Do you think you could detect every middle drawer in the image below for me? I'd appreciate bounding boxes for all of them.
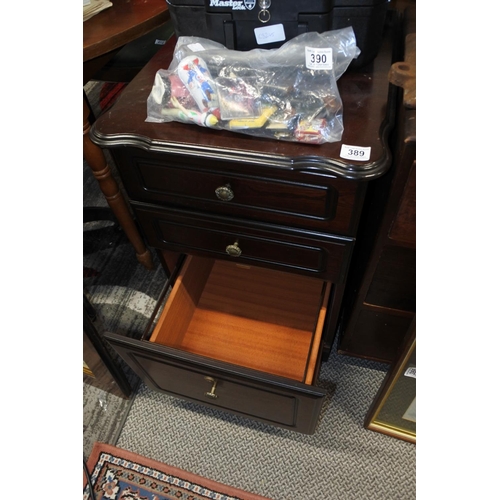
[134,204,353,282]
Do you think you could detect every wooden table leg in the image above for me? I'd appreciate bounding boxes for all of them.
[83,98,154,270]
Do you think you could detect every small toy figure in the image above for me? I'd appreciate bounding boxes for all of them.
[177,55,219,112]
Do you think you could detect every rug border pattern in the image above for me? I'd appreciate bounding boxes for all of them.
[84,442,270,500]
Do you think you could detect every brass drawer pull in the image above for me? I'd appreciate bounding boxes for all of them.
[225,241,242,257]
[215,184,234,202]
[204,376,218,399]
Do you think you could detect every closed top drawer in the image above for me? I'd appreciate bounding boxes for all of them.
[111,149,365,236]
[105,255,330,434]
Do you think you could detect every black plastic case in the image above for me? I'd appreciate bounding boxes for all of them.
[166,0,388,67]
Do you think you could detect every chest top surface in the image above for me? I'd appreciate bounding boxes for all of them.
[91,21,398,181]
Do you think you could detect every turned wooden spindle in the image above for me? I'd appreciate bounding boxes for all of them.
[83,98,154,270]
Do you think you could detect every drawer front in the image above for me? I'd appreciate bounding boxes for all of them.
[112,149,364,236]
[105,332,326,435]
[134,205,353,282]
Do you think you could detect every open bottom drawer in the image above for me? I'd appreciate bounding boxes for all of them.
[105,255,332,434]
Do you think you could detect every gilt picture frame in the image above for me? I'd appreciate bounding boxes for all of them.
[364,318,416,443]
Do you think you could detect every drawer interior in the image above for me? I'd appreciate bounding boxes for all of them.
[150,255,331,384]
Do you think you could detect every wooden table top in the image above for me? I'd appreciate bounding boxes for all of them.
[92,18,401,180]
[83,0,170,62]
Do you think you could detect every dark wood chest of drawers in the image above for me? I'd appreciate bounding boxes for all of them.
[90,20,399,434]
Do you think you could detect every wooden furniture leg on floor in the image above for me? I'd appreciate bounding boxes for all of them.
[84,294,133,398]
[83,98,154,270]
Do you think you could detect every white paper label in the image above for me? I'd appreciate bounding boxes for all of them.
[187,43,205,52]
[402,397,416,422]
[305,47,333,70]
[404,367,416,379]
[254,24,285,45]
[340,144,371,161]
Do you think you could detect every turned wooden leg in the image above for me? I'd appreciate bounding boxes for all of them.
[83,98,154,270]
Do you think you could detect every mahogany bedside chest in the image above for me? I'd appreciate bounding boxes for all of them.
[90,23,399,434]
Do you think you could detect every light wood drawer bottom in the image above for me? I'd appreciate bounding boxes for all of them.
[151,255,330,384]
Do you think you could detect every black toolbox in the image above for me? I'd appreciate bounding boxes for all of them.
[166,0,388,67]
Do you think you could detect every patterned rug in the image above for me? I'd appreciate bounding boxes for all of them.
[84,442,272,500]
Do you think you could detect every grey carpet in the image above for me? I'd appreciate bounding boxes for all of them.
[83,384,135,460]
[84,80,416,499]
[116,352,416,500]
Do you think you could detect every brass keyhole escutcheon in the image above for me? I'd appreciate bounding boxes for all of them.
[225,241,242,257]
[215,184,234,202]
[204,376,218,399]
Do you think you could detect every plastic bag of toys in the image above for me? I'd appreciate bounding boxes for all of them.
[146,27,360,144]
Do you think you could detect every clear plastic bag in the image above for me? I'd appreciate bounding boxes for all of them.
[146,27,360,144]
